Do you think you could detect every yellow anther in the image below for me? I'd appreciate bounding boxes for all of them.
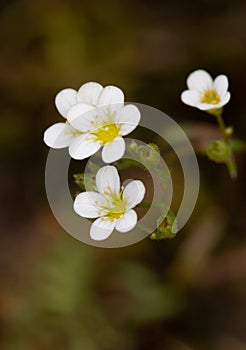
[92,123,120,144]
[201,89,220,104]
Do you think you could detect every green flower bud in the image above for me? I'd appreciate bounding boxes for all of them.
[73,173,96,191]
[150,210,177,240]
[206,140,231,163]
[136,143,160,166]
[129,140,138,150]
[225,126,233,136]
[73,173,85,190]
[148,143,160,154]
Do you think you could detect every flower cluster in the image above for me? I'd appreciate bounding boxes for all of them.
[44,70,237,242]
[44,82,145,240]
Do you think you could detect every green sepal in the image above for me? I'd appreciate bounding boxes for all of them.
[206,107,223,117]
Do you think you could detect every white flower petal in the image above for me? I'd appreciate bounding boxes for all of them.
[74,191,107,218]
[123,180,145,209]
[90,217,116,241]
[55,88,77,118]
[69,133,101,160]
[96,165,120,195]
[117,104,141,135]
[102,137,125,163]
[181,90,200,107]
[115,209,137,233]
[77,82,103,105]
[97,85,124,108]
[219,91,231,107]
[43,122,77,148]
[213,75,229,98]
[67,103,96,132]
[187,69,213,92]
[195,103,214,110]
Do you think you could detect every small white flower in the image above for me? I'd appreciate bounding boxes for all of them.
[43,82,103,149]
[43,82,140,163]
[74,165,145,241]
[181,69,231,111]
[67,88,140,163]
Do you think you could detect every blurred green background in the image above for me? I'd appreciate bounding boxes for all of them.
[1,0,246,349]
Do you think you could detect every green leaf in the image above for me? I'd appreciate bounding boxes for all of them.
[230,139,246,153]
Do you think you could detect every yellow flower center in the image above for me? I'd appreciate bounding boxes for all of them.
[107,198,126,219]
[100,190,127,220]
[92,123,120,144]
[201,89,220,104]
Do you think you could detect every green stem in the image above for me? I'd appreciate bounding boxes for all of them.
[214,110,237,179]
[215,112,227,139]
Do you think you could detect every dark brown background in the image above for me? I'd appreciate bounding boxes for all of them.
[0,0,246,349]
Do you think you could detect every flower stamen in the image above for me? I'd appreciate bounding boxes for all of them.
[64,128,83,137]
[92,122,120,144]
[201,89,221,105]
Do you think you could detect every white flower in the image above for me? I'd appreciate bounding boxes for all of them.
[67,89,140,163]
[43,82,104,149]
[74,165,145,241]
[43,82,140,163]
[181,69,231,111]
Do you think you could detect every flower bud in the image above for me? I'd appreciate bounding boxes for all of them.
[206,140,231,163]
[73,173,85,190]
[73,173,96,191]
[148,143,160,154]
[129,140,138,150]
[150,210,177,240]
[225,126,233,136]
[136,143,160,166]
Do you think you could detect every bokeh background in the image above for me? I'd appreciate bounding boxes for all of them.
[1,0,246,349]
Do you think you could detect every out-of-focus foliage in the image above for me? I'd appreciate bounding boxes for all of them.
[1,234,184,349]
[1,0,246,349]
